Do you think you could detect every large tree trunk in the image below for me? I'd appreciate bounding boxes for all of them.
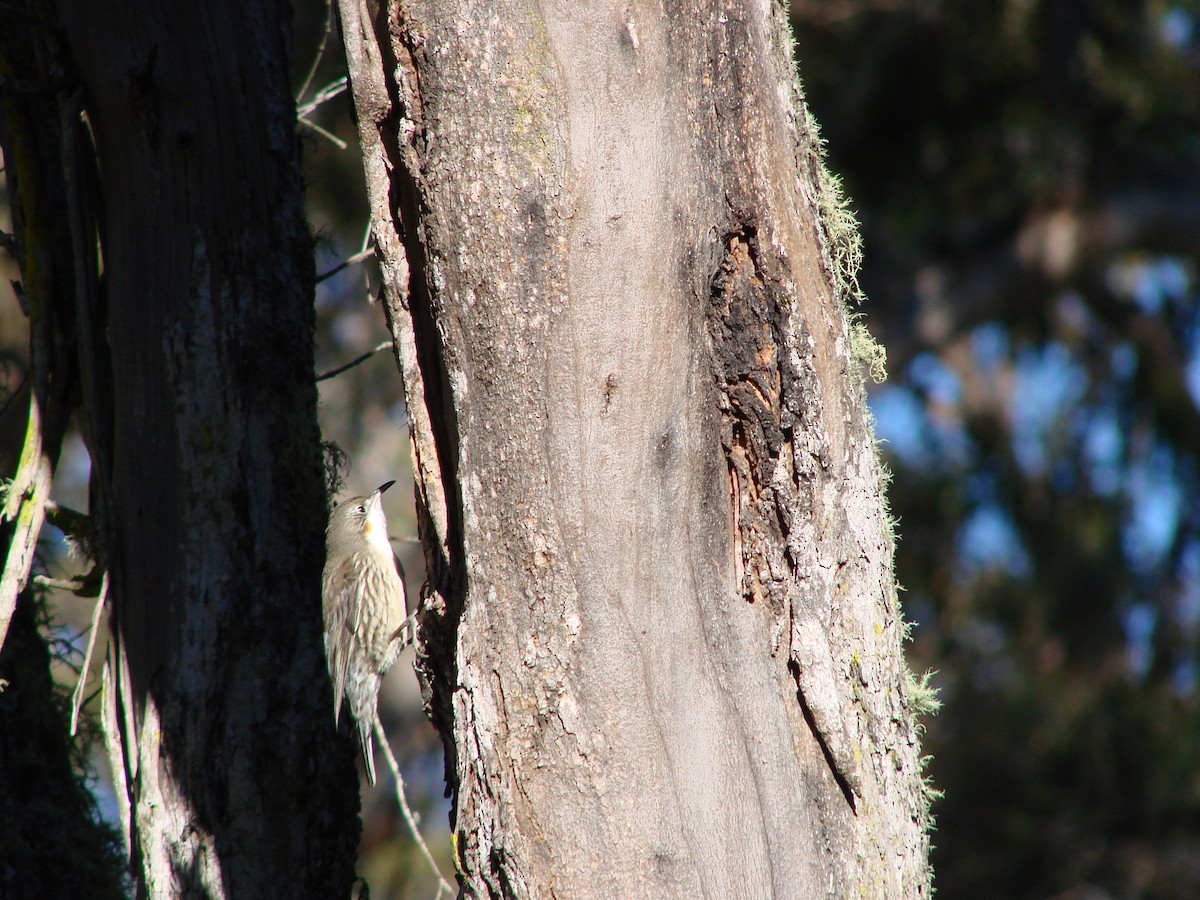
[339,0,930,896]
[2,1,359,895]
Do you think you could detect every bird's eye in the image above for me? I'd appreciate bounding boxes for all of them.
[357,505,366,514]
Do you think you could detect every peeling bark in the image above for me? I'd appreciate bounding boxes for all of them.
[339,0,930,896]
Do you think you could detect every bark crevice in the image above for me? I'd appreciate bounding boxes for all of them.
[337,1,932,896]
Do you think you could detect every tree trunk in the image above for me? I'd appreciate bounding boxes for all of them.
[339,0,930,896]
[2,1,359,895]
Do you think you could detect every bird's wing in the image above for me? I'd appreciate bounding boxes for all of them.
[323,556,364,726]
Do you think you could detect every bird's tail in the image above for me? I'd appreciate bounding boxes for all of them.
[359,716,377,786]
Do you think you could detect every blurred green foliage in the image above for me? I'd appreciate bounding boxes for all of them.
[793,1,1200,896]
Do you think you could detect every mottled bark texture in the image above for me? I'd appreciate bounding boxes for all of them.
[1,1,358,895]
[339,0,930,896]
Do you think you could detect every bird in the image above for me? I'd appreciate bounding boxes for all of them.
[322,480,413,785]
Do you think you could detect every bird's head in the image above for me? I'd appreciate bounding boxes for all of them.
[328,480,396,557]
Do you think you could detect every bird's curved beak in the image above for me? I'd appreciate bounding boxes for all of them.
[375,480,397,496]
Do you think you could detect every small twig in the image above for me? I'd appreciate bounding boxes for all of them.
[316,340,392,382]
[295,0,335,105]
[32,574,86,592]
[353,220,378,305]
[373,714,455,898]
[317,245,376,284]
[298,76,349,118]
[70,571,108,736]
[298,115,348,150]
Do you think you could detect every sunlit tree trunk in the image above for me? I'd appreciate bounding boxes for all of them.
[339,0,931,896]
[1,0,359,895]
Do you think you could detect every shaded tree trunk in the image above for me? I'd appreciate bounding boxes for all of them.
[340,0,931,897]
[1,0,359,895]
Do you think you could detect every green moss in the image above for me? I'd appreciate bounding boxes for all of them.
[850,317,888,384]
[906,668,942,719]
[905,669,944,837]
[818,167,866,307]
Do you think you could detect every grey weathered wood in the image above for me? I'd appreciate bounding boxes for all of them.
[11,1,364,895]
[339,0,931,896]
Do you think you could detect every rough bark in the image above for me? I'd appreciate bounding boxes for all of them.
[339,0,930,896]
[2,0,360,895]
[0,21,124,893]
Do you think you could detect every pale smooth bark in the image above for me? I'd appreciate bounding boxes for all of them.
[340,0,931,896]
